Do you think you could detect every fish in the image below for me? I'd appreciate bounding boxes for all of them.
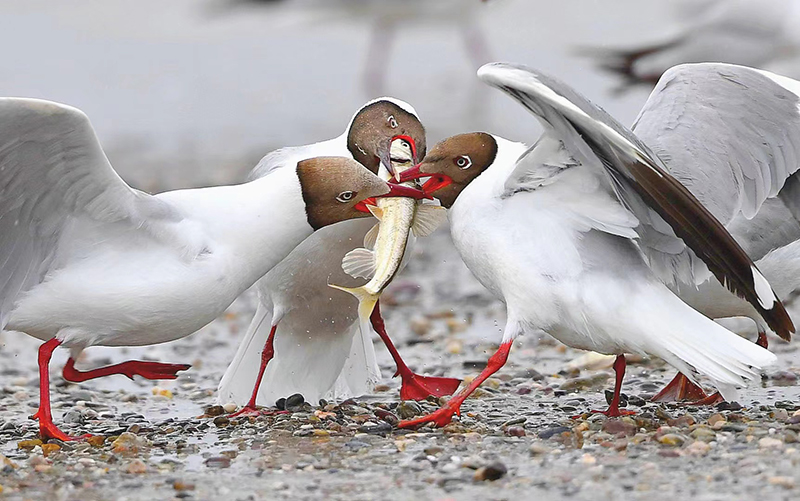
[330,137,447,335]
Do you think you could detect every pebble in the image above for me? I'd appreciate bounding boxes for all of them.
[285,393,305,412]
[602,419,637,437]
[112,432,147,454]
[17,439,43,450]
[504,426,526,437]
[151,387,173,399]
[204,405,225,417]
[759,437,784,449]
[40,443,60,457]
[707,414,726,427]
[123,459,148,474]
[768,476,795,489]
[657,434,686,447]
[473,462,507,481]
[213,416,230,428]
[222,403,238,413]
[685,441,710,456]
[396,401,423,419]
[205,457,232,469]
[529,443,550,456]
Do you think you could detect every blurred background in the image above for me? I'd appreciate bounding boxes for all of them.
[4,0,800,395]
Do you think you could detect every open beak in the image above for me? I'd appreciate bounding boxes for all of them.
[398,164,453,196]
[354,182,429,213]
[383,182,428,199]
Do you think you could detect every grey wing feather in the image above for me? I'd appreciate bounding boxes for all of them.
[0,98,186,327]
[633,63,800,223]
[478,62,793,340]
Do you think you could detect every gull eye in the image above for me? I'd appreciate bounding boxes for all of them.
[387,115,398,128]
[336,191,356,203]
[454,155,472,169]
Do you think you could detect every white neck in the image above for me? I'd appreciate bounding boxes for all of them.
[160,167,314,287]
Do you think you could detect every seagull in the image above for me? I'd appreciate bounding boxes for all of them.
[626,65,800,401]
[585,0,800,90]
[0,97,423,440]
[218,98,460,414]
[396,62,795,427]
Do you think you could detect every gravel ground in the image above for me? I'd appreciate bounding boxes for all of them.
[3,226,800,501]
[4,1,800,500]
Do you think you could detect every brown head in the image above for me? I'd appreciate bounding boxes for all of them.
[399,133,498,208]
[347,99,427,178]
[296,156,425,230]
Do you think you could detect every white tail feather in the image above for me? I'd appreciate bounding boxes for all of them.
[644,294,777,401]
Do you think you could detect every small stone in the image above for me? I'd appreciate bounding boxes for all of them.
[122,459,147,474]
[759,437,784,449]
[0,455,17,469]
[690,427,717,441]
[474,462,507,481]
[174,481,195,491]
[396,401,423,419]
[151,387,173,399]
[374,408,399,426]
[205,456,232,469]
[41,443,60,457]
[685,441,710,456]
[312,430,330,437]
[602,419,636,436]
[409,316,431,336]
[112,432,146,454]
[657,434,686,447]
[222,403,237,414]
[87,436,106,447]
[213,416,230,428]
[580,454,596,465]
[446,339,463,354]
[768,476,795,489]
[504,426,526,437]
[285,393,305,411]
[707,414,726,427]
[529,443,550,456]
[17,439,43,450]
[204,405,225,417]
[28,455,48,467]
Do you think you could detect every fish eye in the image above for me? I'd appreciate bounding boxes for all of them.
[387,115,398,128]
[454,155,472,169]
[336,191,356,203]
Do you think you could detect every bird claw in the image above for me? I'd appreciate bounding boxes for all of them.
[32,411,92,442]
[590,408,637,418]
[398,404,460,429]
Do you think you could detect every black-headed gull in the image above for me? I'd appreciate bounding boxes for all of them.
[397,62,794,427]
[0,98,424,440]
[218,98,459,415]
[587,0,800,90]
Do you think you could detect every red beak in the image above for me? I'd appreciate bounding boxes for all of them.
[354,182,429,213]
[398,164,453,196]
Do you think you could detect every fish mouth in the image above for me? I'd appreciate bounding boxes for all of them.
[382,135,418,181]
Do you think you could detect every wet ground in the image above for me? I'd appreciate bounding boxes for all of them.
[4,1,800,500]
[3,225,800,501]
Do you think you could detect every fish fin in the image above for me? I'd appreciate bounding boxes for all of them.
[363,223,379,248]
[411,204,448,237]
[328,284,380,341]
[342,248,377,279]
[367,205,384,221]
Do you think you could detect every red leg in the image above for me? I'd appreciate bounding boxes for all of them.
[31,339,91,441]
[399,341,512,428]
[63,358,190,382]
[651,372,710,402]
[756,329,769,349]
[371,301,461,400]
[229,324,283,418]
[591,355,636,417]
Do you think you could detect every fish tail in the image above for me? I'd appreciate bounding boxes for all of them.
[328,284,380,337]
